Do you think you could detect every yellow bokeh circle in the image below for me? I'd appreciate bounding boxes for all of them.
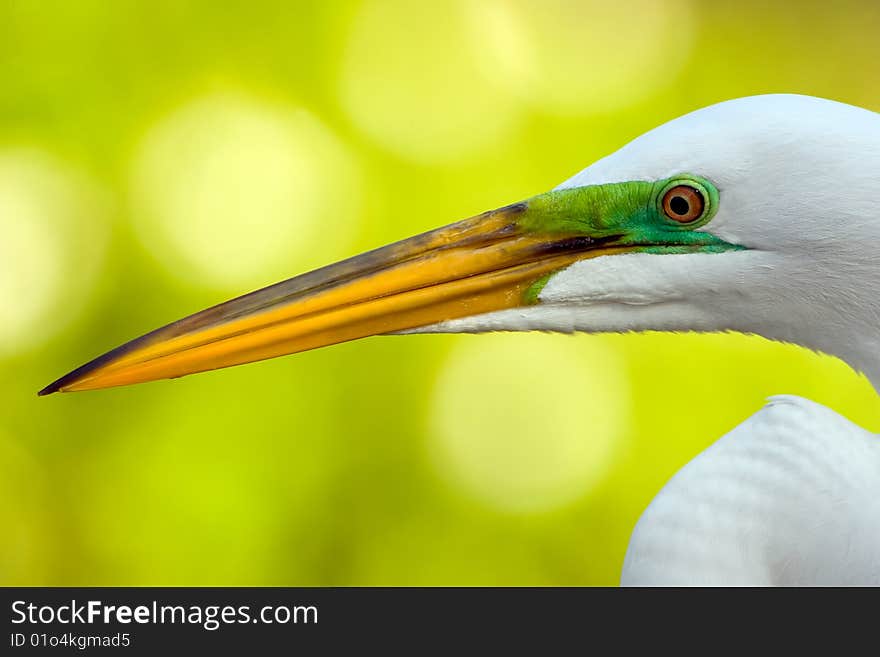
[338,0,521,163]
[430,333,630,513]
[468,0,697,116]
[0,149,109,355]
[131,92,362,289]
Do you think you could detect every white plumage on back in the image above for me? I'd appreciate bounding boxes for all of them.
[622,396,880,585]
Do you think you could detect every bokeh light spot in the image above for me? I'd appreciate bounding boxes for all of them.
[338,0,520,163]
[131,92,361,289]
[0,150,108,355]
[468,0,697,116]
[430,333,630,513]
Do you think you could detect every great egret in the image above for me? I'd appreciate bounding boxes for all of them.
[41,94,880,586]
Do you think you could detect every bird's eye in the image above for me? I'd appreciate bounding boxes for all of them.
[661,185,705,223]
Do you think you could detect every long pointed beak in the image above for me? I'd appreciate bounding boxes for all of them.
[40,200,624,394]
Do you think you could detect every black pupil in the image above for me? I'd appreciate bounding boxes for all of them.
[669,195,690,216]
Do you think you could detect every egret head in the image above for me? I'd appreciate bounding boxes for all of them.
[41,94,880,395]
[430,95,880,379]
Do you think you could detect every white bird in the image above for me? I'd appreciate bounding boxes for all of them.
[42,94,880,586]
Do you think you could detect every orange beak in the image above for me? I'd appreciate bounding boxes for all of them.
[40,201,621,394]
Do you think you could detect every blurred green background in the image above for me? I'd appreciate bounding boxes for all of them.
[2,0,880,585]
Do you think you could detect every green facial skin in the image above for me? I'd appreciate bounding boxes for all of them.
[516,174,742,303]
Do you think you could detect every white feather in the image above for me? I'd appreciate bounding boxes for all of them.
[621,395,880,586]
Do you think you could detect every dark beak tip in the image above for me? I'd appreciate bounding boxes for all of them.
[38,382,61,396]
